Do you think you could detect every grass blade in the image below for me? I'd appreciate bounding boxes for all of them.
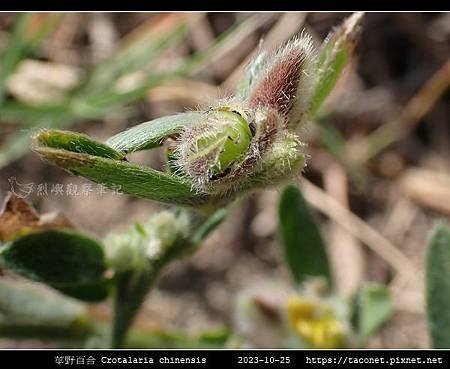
[0,14,61,102]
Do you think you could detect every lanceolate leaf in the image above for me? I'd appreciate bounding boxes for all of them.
[310,12,364,116]
[36,129,125,159]
[33,146,207,206]
[106,112,202,154]
[192,208,229,244]
[278,185,332,287]
[351,283,393,340]
[0,230,106,287]
[426,223,450,348]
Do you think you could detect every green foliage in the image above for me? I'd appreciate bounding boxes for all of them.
[0,230,109,301]
[0,13,386,350]
[278,185,332,288]
[75,20,188,102]
[277,185,393,348]
[426,222,450,348]
[309,13,367,181]
[106,208,226,347]
[36,129,125,159]
[32,15,364,207]
[34,142,205,206]
[106,112,202,154]
[310,12,364,116]
[0,14,61,102]
[0,14,248,169]
[192,208,229,243]
[351,283,393,340]
[0,279,92,340]
[57,279,111,303]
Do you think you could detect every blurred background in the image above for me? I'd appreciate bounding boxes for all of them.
[0,12,449,348]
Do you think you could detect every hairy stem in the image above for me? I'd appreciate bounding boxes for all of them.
[111,264,163,348]
[109,207,229,348]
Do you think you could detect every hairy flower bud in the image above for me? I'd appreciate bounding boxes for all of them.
[176,103,279,193]
[241,131,305,191]
[174,99,308,197]
[103,211,191,272]
[173,35,317,198]
[143,210,191,260]
[246,34,317,128]
[103,226,148,272]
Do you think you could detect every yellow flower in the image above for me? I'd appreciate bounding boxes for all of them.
[287,295,345,348]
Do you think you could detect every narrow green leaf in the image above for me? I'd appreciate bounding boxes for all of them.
[192,208,229,243]
[278,185,332,287]
[310,12,364,116]
[33,146,207,206]
[0,18,192,168]
[106,112,202,154]
[0,229,106,287]
[426,222,450,348]
[351,283,393,340]
[0,14,61,102]
[0,101,69,124]
[76,19,189,97]
[36,129,125,159]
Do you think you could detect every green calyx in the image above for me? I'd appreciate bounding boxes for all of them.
[195,110,252,176]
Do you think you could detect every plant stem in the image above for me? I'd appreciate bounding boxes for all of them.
[111,265,163,348]
[110,208,229,348]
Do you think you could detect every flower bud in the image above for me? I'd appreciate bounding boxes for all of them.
[175,101,307,197]
[195,110,252,176]
[143,210,190,260]
[174,36,316,197]
[246,34,317,128]
[103,227,147,272]
[176,103,272,194]
[240,131,305,191]
[103,211,191,271]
